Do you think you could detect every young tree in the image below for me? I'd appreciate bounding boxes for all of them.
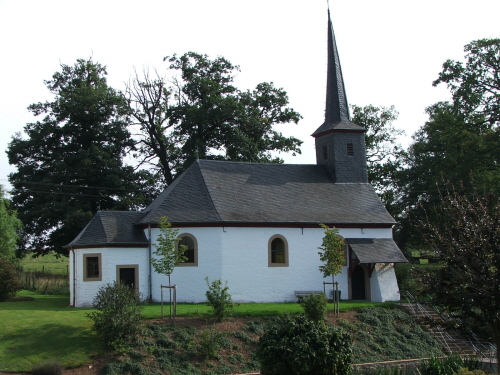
[7,58,151,256]
[150,217,187,290]
[420,185,500,365]
[318,224,345,287]
[127,52,303,183]
[0,186,22,260]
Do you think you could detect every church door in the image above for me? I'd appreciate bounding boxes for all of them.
[119,267,136,289]
[351,265,366,300]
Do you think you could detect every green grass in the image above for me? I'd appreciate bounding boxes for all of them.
[142,300,397,319]
[0,290,98,372]
[0,290,398,372]
[20,252,69,275]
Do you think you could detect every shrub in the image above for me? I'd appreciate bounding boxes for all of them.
[198,325,225,359]
[205,277,234,321]
[86,282,144,349]
[0,257,22,301]
[420,356,480,375]
[300,292,328,322]
[256,314,352,375]
[31,360,63,375]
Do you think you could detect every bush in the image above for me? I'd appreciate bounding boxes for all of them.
[300,292,328,322]
[199,325,226,359]
[86,282,144,349]
[31,360,63,375]
[256,314,352,375]
[0,257,22,301]
[420,356,480,375]
[205,277,234,322]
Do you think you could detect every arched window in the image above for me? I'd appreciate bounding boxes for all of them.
[268,235,289,267]
[177,234,198,267]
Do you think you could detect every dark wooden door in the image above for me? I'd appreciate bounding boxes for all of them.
[351,265,366,300]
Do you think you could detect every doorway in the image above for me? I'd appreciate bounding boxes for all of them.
[351,265,366,300]
[117,265,138,290]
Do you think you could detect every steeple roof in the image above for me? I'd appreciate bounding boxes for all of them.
[312,9,365,136]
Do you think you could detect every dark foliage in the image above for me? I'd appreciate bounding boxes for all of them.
[7,58,154,256]
[0,257,22,301]
[256,314,352,375]
[87,282,144,349]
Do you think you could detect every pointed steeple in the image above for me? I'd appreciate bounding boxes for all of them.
[312,9,365,136]
[313,8,368,183]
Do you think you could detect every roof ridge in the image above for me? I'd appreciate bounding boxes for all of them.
[197,161,223,222]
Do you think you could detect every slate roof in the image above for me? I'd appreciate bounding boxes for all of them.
[312,9,365,137]
[139,159,395,226]
[346,238,407,263]
[67,211,149,248]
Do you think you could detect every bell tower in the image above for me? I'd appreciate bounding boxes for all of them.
[312,9,368,183]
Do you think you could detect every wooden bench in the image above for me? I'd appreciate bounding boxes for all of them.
[294,290,323,303]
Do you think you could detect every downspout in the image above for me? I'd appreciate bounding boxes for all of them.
[71,248,76,307]
[148,224,152,302]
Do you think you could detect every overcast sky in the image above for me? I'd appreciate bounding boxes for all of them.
[1,0,499,191]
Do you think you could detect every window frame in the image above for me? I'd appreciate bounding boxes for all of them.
[268,235,289,267]
[177,233,198,267]
[83,253,102,282]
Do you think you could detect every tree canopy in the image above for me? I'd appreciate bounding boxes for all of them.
[7,58,151,256]
[127,52,303,184]
[394,38,500,249]
[420,185,500,365]
[350,104,405,218]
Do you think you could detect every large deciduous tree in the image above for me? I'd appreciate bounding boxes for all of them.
[420,185,500,365]
[396,39,500,249]
[7,58,151,256]
[127,52,303,184]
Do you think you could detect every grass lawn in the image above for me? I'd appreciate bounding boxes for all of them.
[142,300,396,319]
[0,290,397,372]
[20,251,69,275]
[0,290,98,373]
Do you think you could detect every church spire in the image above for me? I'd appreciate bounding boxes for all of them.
[313,8,368,183]
[312,9,364,136]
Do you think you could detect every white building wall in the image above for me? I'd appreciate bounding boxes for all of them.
[71,247,149,307]
[369,263,401,302]
[70,226,401,306]
[149,226,395,303]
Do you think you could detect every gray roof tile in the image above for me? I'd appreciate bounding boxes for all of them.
[67,211,148,248]
[139,160,395,225]
[347,238,407,263]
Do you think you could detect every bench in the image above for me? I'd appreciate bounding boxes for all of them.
[294,290,323,303]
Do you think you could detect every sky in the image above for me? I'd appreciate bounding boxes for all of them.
[1,0,499,192]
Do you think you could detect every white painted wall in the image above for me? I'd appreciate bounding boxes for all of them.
[70,226,401,306]
[70,247,149,307]
[370,263,401,302]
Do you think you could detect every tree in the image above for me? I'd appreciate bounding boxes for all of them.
[0,186,22,260]
[150,216,187,289]
[419,185,500,365]
[7,58,152,256]
[127,52,303,184]
[318,224,345,284]
[433,38,500,128]
[351,104,405,218]
[0,257,22,301]
[395,39,500,249]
